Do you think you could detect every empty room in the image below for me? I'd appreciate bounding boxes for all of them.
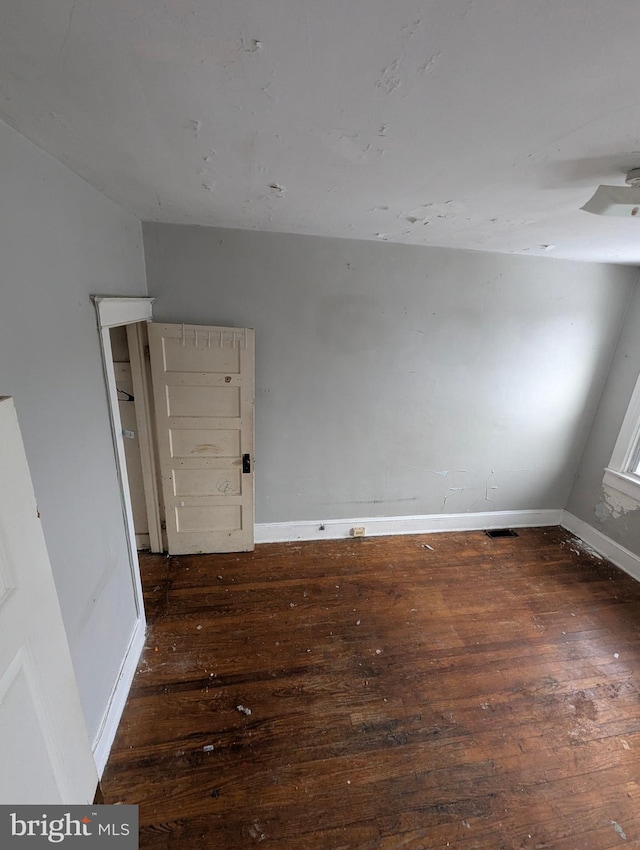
[1,2,640,848]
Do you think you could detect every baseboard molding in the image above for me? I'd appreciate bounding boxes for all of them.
[561,511,640,582]
[92,615,146,777]
[256,509,563,544]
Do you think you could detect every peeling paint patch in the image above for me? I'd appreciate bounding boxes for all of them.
[400,19,423,40]
[406,200,460,224]
[376,59,402,93]
[242,38,263,53]
[269,183,286,196]
[594,501,609,523]
[404,212,430,226]
[418,52,441,74]
[324,130,383,164]
[375,20,423,93]
[598,485,639,521]
[187,119,201,138]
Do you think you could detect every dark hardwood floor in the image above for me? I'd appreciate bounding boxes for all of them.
[101,527,640,849]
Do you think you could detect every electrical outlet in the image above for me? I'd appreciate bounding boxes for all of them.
[351,526,366,537]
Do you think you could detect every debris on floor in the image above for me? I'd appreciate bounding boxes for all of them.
[236,704,252,716]
[611,821,627,840]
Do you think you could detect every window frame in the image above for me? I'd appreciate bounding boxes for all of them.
[603,371,640,501]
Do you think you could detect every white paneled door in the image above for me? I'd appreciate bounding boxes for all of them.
[148,323,255,554]
[0,397,97,803]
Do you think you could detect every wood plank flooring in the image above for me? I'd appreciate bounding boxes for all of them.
[101,528,640,848]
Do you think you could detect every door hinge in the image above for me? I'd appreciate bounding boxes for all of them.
[160,520,167,531]
[144,344,150,359]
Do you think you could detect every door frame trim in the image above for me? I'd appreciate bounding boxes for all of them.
[92,296,155,619]
[126,323,163,553]
[93,296,155,329]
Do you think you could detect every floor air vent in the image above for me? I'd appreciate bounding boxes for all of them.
[485,528,519,538]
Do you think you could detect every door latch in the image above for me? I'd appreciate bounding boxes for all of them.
[242,453,251,474]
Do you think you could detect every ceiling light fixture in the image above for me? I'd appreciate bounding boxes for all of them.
[581,169,640,217]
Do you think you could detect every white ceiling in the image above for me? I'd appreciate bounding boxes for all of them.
[3,0,640,263]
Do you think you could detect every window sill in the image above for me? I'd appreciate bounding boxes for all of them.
[603,468,640,504]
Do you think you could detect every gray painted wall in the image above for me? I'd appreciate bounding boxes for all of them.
[0,120,147,742]
[567,281,640,556]
[143,223,635,525]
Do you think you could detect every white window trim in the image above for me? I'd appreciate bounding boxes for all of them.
[603,370,640,502]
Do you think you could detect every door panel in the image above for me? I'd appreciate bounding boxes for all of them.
[0,397,97,803]
[170,429,240,458]
[163,340,241,373]
[148,324,255,554]
[166,384,241,418]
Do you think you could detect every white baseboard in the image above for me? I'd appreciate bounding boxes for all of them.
[256,508,563,544]
[561,511,640,582]
[92,615,146,777]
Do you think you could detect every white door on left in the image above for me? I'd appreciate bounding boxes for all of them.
[148,323,255,555]
[0,397,97,803]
